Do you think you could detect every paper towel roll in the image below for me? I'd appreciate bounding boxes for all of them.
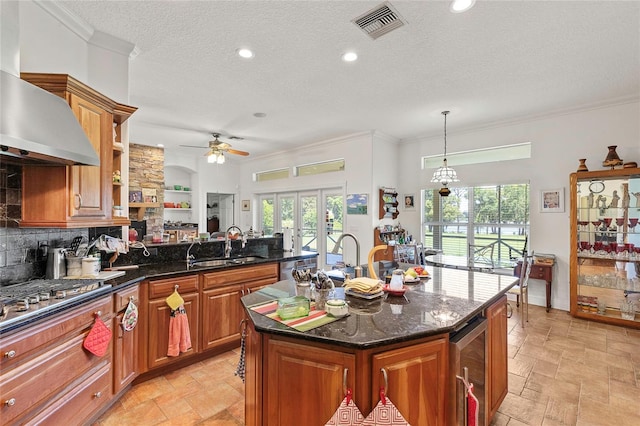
[283,228,293,252]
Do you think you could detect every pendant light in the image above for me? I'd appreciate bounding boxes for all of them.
[430,110,459,197]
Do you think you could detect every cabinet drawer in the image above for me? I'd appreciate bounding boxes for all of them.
[0,296,112,371]
[202,263,278,289]
[530,266,551,280]
[0,333,111,425]
[148,275,199,299]
[26,363,112,425]
[114,285,139,312]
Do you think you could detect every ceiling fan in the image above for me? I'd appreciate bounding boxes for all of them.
[181,133,249,164]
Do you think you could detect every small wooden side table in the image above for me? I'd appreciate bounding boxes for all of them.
[516,261,553,312]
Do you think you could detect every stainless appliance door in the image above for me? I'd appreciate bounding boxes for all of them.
[450,317,488,426]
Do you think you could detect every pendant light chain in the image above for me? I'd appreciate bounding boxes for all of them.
[443,110,448,159]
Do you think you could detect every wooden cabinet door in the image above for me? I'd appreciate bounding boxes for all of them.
[201,284,244,351]
[147,293,199,369]
[244,320,262,426]
[112,299,139,395]
[265,339,356,426]
[486,295,508,421]
[68,93,111,219]
[371,338,448,426]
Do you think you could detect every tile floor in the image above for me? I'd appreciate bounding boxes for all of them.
[95,304,640,426]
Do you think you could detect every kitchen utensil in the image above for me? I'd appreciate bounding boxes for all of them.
[70,236,83,253]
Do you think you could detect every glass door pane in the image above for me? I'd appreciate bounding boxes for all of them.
[299,194,318,253]
[260,196,275,236]
[278,194,295,231]
[325,192,343,267]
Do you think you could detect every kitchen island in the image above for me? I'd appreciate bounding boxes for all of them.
[241,266,518,426]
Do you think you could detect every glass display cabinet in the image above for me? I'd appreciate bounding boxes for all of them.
[570,167,640,327]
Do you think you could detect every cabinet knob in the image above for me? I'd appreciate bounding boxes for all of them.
[4,350,16,358]
[93,391,102,399]
[5,398,15,406]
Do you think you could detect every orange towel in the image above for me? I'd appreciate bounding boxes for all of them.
[167,305,192,357]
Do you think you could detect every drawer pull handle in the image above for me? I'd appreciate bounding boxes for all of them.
[94,391,102,399]
[5,398,15,406]
[4,350,16,358]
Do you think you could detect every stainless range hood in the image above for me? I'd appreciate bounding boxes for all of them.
[0,70,100,166]
[0,1,99,166]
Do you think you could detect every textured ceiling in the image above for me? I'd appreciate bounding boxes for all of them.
[55,0,640,160]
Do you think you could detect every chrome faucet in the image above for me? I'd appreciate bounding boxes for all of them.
[225,225,244,258]
[186,240,201,264]
[331,233,362,278]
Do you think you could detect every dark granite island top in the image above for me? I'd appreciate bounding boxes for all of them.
[241,264,518,349]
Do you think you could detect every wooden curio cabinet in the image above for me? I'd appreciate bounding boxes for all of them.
[570,167,640,328]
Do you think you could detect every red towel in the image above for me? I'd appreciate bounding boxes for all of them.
[167,305,192,357]
[467,383,479,426]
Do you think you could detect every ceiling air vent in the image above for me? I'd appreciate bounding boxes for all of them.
[352,2,406,40]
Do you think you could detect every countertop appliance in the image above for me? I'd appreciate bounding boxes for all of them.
[0,279,110,331]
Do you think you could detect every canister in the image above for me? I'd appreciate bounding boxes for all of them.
[81,257,101,277]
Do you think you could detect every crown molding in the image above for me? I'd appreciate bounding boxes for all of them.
[34,1,139,59]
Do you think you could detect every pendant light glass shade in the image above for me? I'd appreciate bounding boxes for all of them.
[431,110,459,196]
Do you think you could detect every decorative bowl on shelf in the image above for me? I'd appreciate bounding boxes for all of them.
[164,202,174,208]
[173,185,182,190]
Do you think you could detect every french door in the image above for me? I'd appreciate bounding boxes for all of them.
[259,189,343,269]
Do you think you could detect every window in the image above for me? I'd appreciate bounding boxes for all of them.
[294,159,345,176]
[254,168,289,182]
[423,184,529,267]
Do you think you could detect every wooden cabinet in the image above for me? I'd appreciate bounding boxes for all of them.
[485,295,508,422]
[19,73,136,228]
[0,296,113,425]
[254,334,448,426]
[371,338,448,426]
[201,264,278,352]
[112,285,140,395]
[570,167,640,328]
[379,188,399,219]
[264,339,356,426]
[142,275,200,370]
[372,228,406,261]
[140,263,278,373]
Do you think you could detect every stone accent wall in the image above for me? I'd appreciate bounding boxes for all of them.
[129,143,164,229]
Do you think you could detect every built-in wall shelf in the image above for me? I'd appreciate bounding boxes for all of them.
[129,202,159,220]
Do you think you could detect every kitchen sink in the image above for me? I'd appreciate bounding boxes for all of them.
[190,259,230,268]
[189,256,265,268]
[228,256,264,264]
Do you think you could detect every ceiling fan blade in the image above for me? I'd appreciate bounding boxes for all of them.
[180,144,209,149]
[227,148,250,156]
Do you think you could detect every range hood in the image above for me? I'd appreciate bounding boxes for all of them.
[0,70,100,166]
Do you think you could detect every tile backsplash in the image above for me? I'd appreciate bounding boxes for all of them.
[0,163,91,284]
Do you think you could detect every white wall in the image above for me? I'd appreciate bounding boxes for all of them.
[397,101,640,311]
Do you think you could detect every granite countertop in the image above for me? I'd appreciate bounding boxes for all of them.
[0,251,318,334]
[106,250,318,288]
[241,264,518,349]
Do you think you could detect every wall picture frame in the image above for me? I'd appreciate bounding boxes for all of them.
[241,200,250,211]
[346,193,368,215]
[540,188,564,213]
[403,194,415,210]
[129,190,143,203]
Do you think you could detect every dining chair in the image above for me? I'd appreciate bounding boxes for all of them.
[507,251,533,327]
[468,241,498,271]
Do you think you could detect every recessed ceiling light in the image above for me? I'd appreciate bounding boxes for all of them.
[157,143,164,148]
[450,0,476,13]
[253,112,267,118]
[342,52,358,62]
[237,48,254,59]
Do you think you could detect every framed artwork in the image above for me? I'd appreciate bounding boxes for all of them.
[404,194,415,210]
[540,188,564,213]
[129,190,143,203]
[346,193,368,215]
[241,200,251,211]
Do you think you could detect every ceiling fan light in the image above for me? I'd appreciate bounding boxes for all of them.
[217,152,225,164]
[207,152,217,163]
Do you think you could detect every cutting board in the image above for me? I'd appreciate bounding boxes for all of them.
[64,270,126,280]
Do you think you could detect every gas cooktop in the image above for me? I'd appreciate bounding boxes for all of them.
[0,279,111,332]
